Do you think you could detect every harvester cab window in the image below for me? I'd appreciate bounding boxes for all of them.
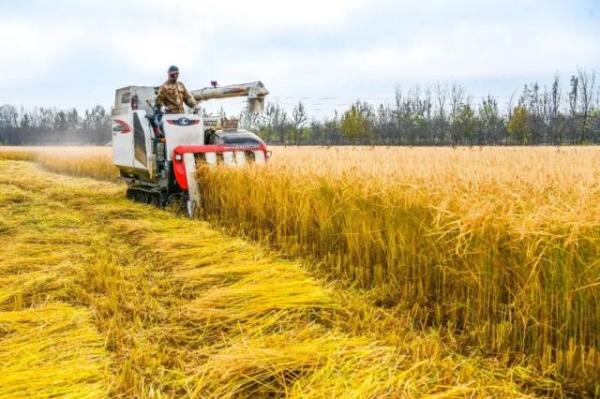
[121,93,131,104]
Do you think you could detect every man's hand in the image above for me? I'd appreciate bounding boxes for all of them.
[159,105,167,114]
[192,106,200,115]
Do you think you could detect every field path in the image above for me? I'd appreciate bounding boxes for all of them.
[0,161,543,398]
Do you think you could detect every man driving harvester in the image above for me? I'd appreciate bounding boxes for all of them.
[155,65,197,114]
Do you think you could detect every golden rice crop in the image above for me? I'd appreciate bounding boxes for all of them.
[0,304,109,399]
[196,146,600,396]
[0,160,550,398]
[2,144,599,396]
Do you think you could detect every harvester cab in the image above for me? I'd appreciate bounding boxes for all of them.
[111,81,270,216]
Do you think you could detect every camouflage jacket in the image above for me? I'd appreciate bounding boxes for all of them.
[155,81,197,114]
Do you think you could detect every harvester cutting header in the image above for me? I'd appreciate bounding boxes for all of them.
[111,66,270,216]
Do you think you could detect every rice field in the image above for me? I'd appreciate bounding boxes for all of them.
[0,145,599,397]
[199,146,600,396]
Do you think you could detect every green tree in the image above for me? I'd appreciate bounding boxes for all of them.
[452,103,477,145]
[507,105,531,144]
[479,96,505,144]
[341,101,373,142]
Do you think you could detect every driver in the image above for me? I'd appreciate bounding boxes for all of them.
[155,65,197,114]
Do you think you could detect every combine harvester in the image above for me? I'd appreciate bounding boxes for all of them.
[111,81,270,216]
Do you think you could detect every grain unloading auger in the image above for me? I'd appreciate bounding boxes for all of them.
[111,81,270,216]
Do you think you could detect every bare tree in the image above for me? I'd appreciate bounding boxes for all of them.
[569,75,579,144]
[433,83,449,143]
[291,102,308,144]
[578,68,596,142]
[259,102,288,144]
[550,76,562,144]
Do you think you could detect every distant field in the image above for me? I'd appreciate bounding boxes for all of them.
[0,146,115,179]
[1,145,599,397]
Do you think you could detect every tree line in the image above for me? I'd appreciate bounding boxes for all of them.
[0,105,111,145]
[1,68,599,146]
[244,68,600,145]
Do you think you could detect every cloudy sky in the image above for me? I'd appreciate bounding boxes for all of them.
[1,0,599,117]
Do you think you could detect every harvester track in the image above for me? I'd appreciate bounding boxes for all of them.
[126,185,165,207]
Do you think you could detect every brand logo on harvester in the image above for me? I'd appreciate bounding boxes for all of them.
[178,117,192,126]
[112,119,132,134]
[167,117,200,127]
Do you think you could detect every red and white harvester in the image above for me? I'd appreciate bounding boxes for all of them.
[111,81,270,216]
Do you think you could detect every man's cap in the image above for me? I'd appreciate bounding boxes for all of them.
[168,65,179,74]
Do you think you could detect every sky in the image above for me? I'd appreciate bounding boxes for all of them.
[0,0,599,118]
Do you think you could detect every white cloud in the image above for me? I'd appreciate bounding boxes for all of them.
[209,18,597,83]
[97,28,204,75]
[84,0,372,77]
[345,20,598,80]
[0,21,79,85]
[0,0,598,113]
[138,0,370,31]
